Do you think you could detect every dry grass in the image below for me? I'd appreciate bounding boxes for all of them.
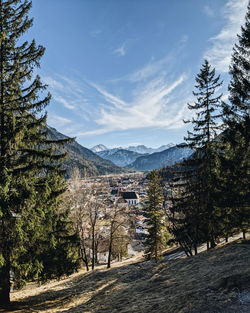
[2,240,250,313]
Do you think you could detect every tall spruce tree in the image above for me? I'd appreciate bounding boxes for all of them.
[172,60,224,250]
[168,162,204,256]
[143,171,167,261]
[0,0,78,306]
[221,4,250,239]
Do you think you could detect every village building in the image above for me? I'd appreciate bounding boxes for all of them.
[122,191,140,205]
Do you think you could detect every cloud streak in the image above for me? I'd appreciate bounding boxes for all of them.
[203,5,214,18]
[205,0,248,72]
[47,114,72,128]
[113,43,127,56]
[76,73,189,137]
[44,34,193,139]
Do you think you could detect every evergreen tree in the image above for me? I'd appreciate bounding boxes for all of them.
[168,162,204,256]
[221,4,250,239]
[0,0,78,306]
[144,171,167,261]
[171,60,224,251]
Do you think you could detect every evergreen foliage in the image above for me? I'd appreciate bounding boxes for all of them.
[169,60,224,254]
[221,4,250,238]
[168,163,203,256]
[0,0,79,306]
[144,171,167,261]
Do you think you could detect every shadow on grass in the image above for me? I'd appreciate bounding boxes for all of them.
[3,240,250,313]
[7,260,160,313]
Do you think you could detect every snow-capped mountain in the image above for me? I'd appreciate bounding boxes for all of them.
[91,144,108,153]
[97,149,144,167]
[91,143,175,155]
[126,145,152,154]
[126,144,175,154]
[92,143,189,170]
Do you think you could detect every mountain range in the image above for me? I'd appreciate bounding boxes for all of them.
[91,143,193,171]
[128,145,193,171]
[45,129,192,176]
[97,149,144,167]
[47,127,124,177]
[91,143,175,154]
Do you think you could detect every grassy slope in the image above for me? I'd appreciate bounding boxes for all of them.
[5,240,250,313]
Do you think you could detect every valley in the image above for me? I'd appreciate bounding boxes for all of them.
[0,0,249,311]
[91,143,192,171]
[48,126,193,175]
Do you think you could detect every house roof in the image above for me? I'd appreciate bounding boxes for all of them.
[122,192,138,200]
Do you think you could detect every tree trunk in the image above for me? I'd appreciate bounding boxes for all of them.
[194,244,198,255]
[242,229,246,240]
[95,240,99,265]
[80,244,89,272]
[107,233,113,269]
[0,264,11,307]
[91,228,95,270]
[210,237,216,248]
[155,246,158,261]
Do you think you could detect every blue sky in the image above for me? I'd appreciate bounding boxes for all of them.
[26,0,248,148]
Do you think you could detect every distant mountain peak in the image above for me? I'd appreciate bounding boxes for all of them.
[46,129,123,177]
[127,145,193,171]
[93,143,181,168]
[125,144,175,154]
[91,144,108,153]
[91,143,177,155]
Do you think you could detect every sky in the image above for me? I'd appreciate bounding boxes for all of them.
[25,0,248,149]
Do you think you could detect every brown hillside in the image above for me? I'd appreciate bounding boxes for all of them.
[3,240,250,313]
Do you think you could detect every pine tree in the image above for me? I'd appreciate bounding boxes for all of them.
[173,60,224,250]
[168,162,204,256]
[0,0,78,306]
[221,4,250,239]
[144,171,167,261]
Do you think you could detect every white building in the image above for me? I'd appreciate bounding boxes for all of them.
[122,191,140,205]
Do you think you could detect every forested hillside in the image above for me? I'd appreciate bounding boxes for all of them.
[47,127,125,177]
[128,146,193,171]
[9,240,250,313]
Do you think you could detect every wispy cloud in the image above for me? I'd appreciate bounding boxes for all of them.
[43,74,93,119]
[125,36,188,83]
[203,5,215,18]
[113,42,127,56]
[205,0,248,72]
[53,95,75,110]
[47,114,72,128]
[90,29,103,37]
[44,33,193,138]
[88,81,127,109]
[76,74,190,137]
[43,76,64,90]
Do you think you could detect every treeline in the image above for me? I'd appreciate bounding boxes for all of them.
[147,5,249,258]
